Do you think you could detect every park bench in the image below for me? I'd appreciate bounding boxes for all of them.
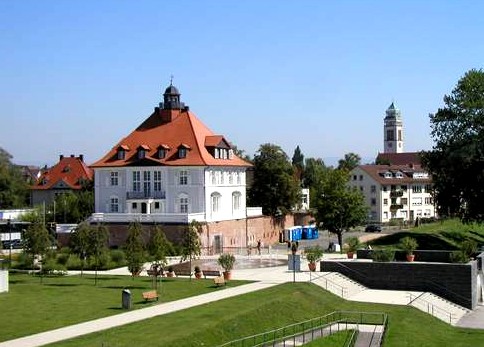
[202,269,222,278]
[142,290,159,302]
[175,270,193,277]
[213,275,226,286]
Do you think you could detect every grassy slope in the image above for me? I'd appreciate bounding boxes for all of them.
[0,273,249,342]
[371,219,484,250]
[49,283,484,347]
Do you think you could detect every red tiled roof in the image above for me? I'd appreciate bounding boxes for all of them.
[375,152,421,165]
[91,108,251,168]
[357,164,432,185]
[32,155,93,190]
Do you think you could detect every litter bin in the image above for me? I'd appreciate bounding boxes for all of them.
[122,289,132,309]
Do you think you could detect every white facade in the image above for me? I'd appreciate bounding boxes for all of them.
[349,166,436,223]
[93,166,250,223]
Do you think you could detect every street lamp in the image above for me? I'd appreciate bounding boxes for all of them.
[7,219,12,266]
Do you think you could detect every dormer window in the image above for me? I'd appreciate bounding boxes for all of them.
[62,165,71,173]
[178,144,191,159]
[395,172,403,178]
[117,145,129,160]
[137,145,150,160]
[384,172,392,178]
[156,144,170,159]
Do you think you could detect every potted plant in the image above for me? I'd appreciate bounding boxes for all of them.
[217,253,236,280]
[194,265,202,279]
[305,245,323,271]
[400,236,418,262]
[167,265,175,277]
[345,237,360,259]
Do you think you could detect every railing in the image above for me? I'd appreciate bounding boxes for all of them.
[408,292,458,324]
[88,212,206,224]
[310,272,349,298]
[126,191,166,199]
[218,311,387,347]
[424,279,471,309]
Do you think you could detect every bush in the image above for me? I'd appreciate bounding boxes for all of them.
[41,259,67,276]
[66,254,83,269]
[57,253,70,266]
[400,237,418,255]
[372,249,395,262]
[110,249,126,266]
[218,253,236,272]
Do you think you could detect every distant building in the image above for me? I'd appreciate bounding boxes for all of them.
[31,154,93,206]
[350,103,436,223]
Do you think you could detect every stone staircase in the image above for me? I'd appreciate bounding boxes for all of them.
[312,272,367,298]
[408,292,470,325]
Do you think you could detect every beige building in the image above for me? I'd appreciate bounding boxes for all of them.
[349,103,436,224]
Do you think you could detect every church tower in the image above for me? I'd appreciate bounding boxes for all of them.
[383,102,404,153]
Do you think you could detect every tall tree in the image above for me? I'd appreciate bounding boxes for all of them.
[292,145,305,183]
[313,169,368,251]
[422,69,484,223]
[337,152,361,172]
[53,190,94,224]
[0,147,29,208]
[124,222,146,277]
[248,143,300,216]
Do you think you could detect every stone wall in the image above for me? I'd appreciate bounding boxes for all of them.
[321,260,477,309]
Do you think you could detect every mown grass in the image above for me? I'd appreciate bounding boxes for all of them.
[47,282,484,347]
[0,273,250,342]
[371,219,484,250]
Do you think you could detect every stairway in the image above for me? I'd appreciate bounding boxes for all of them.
[409,292,470,325]
[312,272,367,298]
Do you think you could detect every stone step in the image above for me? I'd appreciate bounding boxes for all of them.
[409,292,470,325]
[312,272,366,298]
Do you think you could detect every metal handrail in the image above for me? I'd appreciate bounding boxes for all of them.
[407,292,457,324]
[311,273,349,298]
[217,311,388,347]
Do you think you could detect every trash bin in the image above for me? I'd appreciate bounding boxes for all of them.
[122,289,132,309]
[288,254,300,271]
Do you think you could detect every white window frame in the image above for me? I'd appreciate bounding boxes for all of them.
[154,171,162,191]
[110,196,119,213]
[232,191,241,211]
[179,194,189,213]
[110,171,119,186]
[133,171,141,192]
[211,192,221,213]
[179,170,189,185]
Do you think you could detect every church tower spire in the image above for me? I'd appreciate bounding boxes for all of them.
[383,102,404,153]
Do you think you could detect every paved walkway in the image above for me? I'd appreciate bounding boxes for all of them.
[2,253,484,347]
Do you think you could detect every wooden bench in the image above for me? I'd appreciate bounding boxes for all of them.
[142,290,159,302]
[202,270,222,278]
[213,275,226,286]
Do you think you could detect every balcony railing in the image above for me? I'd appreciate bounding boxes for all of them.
[390,204,404,211]
[126,191,166,199]
[390,190,404,198]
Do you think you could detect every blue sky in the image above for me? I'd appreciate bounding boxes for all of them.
[1,1,482,167]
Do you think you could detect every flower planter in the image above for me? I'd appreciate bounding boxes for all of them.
[195,272,202,279]
[308,262,317,272]
[406,254,415,262]
[223,271,232,280]
[347,252,354,259]
[167,271,175,277]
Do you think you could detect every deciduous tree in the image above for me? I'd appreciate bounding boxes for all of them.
[0,147,29,208]
[313,169,368,251]
[248,143,300,216]
[337,152,361,172]
[125,222,146,277]
[422,69,484,223]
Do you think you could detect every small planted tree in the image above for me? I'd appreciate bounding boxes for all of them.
[400,237,418,262]
[89,224,109,285]
[125,221,146,277]
[180,220,202,280]
[23,221,52,281]
[305,245,323,271]
[70,222,92,276]
[218,253,236,280]
[345,237,360,259]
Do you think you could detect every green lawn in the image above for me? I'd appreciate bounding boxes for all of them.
[46,282,484,347]
[0,273,249,342]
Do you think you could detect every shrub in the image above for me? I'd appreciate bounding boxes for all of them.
[110,249,126,266]
[41,259,67,276]
[57,253,70,266]
[218,253,236,272]
[305,246,324,263]
[372,249,395,262]
[400,237,418,255]
[345,237,360,253]
[66,254,83,269]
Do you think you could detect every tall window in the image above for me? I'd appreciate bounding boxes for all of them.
[133,171,141,192]
[386,129,394,141]
[236,172,241,184]
[211,192,221,213]
[143,171,151,195]
[412,185,422,193]
[179,194,189,213]
[370,185,376,193]
[211,171,216,185]
[154,171,162,191]
[232,192,241,211]
[110,172,118,186]
[110,197,119,212]
[179,170,188,185]
[228,172,234,185]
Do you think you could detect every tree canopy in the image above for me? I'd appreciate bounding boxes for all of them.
[313,169,368,250]
[0,147,29,208]
[422,69,484,223]
[248,143,300,216]
[337,152,361,172]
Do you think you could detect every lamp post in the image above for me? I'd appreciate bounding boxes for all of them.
[7,219,12,266]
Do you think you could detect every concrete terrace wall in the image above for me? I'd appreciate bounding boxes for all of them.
[321,260,477,309]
